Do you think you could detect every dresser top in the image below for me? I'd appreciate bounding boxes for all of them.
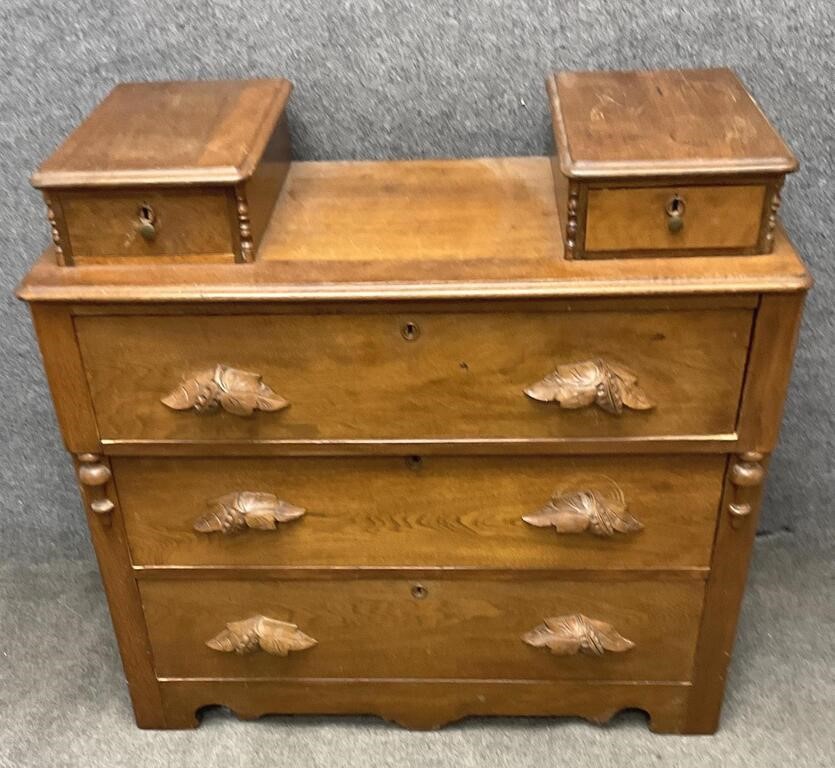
[18,157,809,303]
[549,68,797,179]
[31,79,291,189]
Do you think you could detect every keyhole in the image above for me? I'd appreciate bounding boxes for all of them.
[405,455,423,471]
[665,194,685,217]
[137,202,157,241]
[400,321,420,341]
[665,194,685,233]
[411,584,428,600]
[138,203,155,224]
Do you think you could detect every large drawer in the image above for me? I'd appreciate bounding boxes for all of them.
[140,578,704,682]
[118,454,724,570]
[76,307,752,441]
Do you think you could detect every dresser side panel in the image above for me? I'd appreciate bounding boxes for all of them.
[72,453,167,727]
[29,303,99,452]
[685,453,770,733]
[244,114,292,256]
[29,302,165,726]
[737,292,807,452]
[687,291,806,731]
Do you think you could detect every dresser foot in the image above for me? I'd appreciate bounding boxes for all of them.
[382,708,465,731]
[647,709,690,734]
[155,704,200,730]
[677,702,722,735]
[132,711,170,730]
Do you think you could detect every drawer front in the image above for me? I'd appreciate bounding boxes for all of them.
[118,454,724,570]
[60,188,235,263]
[584,185,766,255]
[76,308,752,440]
[140,578,704,681]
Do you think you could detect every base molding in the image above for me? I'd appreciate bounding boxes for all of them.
[155,679,704,733]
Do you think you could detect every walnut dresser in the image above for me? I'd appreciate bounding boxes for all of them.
[17,69,810,733]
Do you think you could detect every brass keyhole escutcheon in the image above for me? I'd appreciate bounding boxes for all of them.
[400,321,421,341]
[138,203,157,241]
[665,194,685,234]
[411,584,428,600]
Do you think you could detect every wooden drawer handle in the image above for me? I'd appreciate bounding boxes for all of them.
[522,614,634,656]
[522,483,643,537]
[194,491,305,534]
[206,615,317,656]
[161,364,289,416]
[524,358,654,415]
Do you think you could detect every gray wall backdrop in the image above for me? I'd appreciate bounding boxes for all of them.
[1,1,832,564]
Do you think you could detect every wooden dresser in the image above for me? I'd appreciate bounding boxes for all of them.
[17,70,809,733]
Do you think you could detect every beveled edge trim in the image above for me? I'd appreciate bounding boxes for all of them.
[15,223,811,304]
[31,80,293,189]
[16,270,811,304]
[65,294,761,315]
[100,435,740,457]
[132,565,710,581]
[157,676,694,685]
[33,166,252,188]
[546,73,574,178]
[561,158,798,180]
[581,246,766,259]
[547,70,798,179]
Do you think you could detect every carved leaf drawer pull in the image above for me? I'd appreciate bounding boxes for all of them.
[161,364,289,416]
[194,492,306,534]
[522,483,643,537]
[522,614,634,656]
[206,615,317,656]
[524,358,654,415]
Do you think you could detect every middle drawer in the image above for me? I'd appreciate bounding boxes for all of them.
[116,454,724,570]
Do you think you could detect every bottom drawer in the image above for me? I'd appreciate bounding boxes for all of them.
[140,578,704,682]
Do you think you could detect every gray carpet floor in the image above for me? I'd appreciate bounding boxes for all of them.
[0,532,831,768]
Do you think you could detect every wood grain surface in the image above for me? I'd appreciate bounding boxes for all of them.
[265,156,558,263]
[549,69,796,177]
[29,303,100,452]
[75,307,753,441]
[140,577,704,682]
[686,453,771,732]
[16,73,811,733]
[737,293,807,452]
[73,454,166,725]
[32,79,292,188]
[16,160,810,303]
[159,679,691,732]
[115,454,724,570]
[61,187,235,262]
[584,184,765,253]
